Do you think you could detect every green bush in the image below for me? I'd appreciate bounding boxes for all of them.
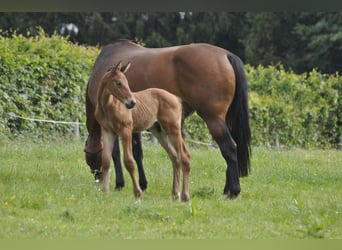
[0,29,99,140]
[0,31,340,148]
[247,64,341,148]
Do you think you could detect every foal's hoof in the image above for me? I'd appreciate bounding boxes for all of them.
[172,192,180,201]
[134,188,143,200]
[181,193,190,202]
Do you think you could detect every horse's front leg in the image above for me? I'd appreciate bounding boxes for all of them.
[121,129,143,201]
[112,136,125,190]
[101,130,115,192]
[132,132,148,191]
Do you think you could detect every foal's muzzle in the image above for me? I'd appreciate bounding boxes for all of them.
[125,98,136,109]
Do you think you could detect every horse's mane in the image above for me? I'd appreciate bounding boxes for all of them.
[110,39,138,45]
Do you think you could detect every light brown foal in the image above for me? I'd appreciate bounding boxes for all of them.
[94,61,191,202]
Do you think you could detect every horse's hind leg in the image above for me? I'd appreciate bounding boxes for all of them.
[112,136,125,190]
[132,133,148,191]
[206,118,240,199]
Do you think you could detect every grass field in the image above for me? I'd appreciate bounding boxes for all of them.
[0,139,341,239]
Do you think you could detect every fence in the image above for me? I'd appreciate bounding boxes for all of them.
[7,113,215,147]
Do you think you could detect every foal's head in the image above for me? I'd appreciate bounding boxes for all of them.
[102,61,136,109]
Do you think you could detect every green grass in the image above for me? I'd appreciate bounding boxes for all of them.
[0,139,341,239]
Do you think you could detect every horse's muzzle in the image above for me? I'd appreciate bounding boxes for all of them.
[125,98,136,109]
[91,169,103,182]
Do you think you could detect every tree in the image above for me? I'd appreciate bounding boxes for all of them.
[1,12,342,73]
[241,12,299,69]
[293,12,342,73]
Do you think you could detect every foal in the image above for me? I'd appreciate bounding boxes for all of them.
[95,61,191,202]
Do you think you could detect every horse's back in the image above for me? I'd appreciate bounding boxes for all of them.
[88,40,235,117]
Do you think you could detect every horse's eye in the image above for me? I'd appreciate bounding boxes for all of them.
[116,81,122,88]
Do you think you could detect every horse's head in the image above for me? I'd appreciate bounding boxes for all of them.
[84,135,103,182]
[104,61,136,109]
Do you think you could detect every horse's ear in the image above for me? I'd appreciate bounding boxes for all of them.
[112,61,122,73]
[121,62,131,74]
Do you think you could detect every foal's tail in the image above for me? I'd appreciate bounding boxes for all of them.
[226,53,251,177]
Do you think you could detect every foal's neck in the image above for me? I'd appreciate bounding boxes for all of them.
[97,80,129,118]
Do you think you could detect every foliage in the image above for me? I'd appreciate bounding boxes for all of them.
[0,141,341,239]
[246,64,341,148]
[2,12,342,73]
[0,29,99,139]
[0,31,340,148]
[293,12,342,73]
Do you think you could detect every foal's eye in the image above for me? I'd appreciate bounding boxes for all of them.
[116,81,122,88]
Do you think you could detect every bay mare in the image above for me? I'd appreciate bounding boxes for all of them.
[94,61,190,201]
[85,39,251,199]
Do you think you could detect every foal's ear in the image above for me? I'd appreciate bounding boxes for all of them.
[112,61,122,73]
[121,62,131,74]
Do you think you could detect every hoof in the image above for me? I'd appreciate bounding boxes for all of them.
[181,194,190,202]
[172,192,180,201]
[221,191,239,200]
[115,182,125,191]
[134,188,143,200]
[220,194,229,200]
[139,182,148,192]
[115,185,124,191]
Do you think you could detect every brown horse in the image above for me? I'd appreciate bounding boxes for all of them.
[94,61,191,201]
[85,39,251,199]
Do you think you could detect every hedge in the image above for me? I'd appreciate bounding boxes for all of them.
[247,64,341,148]
[0,29,99,140]
[0,31,341,148]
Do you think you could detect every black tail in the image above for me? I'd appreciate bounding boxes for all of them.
[226,53,251,177]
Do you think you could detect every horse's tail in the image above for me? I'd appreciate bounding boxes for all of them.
[226,52,251,177]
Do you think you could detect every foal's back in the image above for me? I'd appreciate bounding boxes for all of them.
[131,88,182,133]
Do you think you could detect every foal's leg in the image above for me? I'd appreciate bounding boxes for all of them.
[112,136,125,190]
[150,124,188,201]
[180,140,191,202]
[132,133,148,191]
[121,129,143,200]
[205,118,240,199]
[167,135,191,202]
[149,126,180,200]
[101,131,115,192]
